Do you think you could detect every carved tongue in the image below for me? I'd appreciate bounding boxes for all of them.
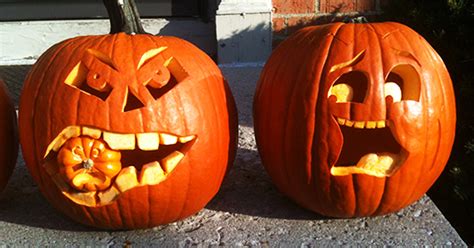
[356,153,396,173]
[331,153,398,177]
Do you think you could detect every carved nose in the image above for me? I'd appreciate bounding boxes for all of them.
[123,88,145,112]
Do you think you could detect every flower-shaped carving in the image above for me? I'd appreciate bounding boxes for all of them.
[57,136,121,191]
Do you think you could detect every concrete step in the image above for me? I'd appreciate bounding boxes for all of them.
[0,65,466,246]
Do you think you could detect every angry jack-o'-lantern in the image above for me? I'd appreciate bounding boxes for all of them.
[0,79,18,191]
[254,22,456,217]
[19,0,237,229]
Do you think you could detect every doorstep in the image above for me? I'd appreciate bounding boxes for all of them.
[0,65,466,246]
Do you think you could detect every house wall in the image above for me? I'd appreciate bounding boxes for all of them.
[272,0,388,47]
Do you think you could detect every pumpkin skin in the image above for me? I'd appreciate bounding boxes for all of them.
[0,79,18,191]
[19,33,237,228]
[254,22,456,217]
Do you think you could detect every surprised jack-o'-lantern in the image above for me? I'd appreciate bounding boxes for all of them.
[19,0,237,229]
[254,22,456,217]
[0,79,18,191]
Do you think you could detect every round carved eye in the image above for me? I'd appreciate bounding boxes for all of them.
[328,71,367,103]
[328,83,354,102]
[91,148,100,158]
[384,82,402,102]
[93,74,100,79]
[72,146,84,157]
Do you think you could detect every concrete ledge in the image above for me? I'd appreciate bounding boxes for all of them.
[216,0,272,64]
[0,65,466,246]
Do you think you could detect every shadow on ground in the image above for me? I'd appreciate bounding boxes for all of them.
[207,147,326,221]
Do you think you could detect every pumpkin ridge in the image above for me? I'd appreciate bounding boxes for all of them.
[281,28,320,207]
[360,23,386,216]
[403,29,450,207]
[182,40,223,216]
[320,23,355,216]
[368,23,402,216]
[391,26,429,209]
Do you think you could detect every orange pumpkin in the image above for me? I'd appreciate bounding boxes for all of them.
[254,22,456,217]
[0,79,18,191]
[19,0,237,229]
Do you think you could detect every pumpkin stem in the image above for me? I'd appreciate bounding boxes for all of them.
[342,16,369,23]
[103,0,148,34]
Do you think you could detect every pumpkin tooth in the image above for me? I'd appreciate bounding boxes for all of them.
[354,121,365,129]
[114,166,139,192]
[178,135,196,143]
[337,118,346,125]
[63,191,97,207]
[139,161,166,185]
[366,121,377,129]
[377,120,386,128]
[161,151,185,173]
[103,132,136,150]
[97,186,120,205]
[136,132,160,151]
[344,120,354,127]
[82,126,102,139]
[46,126,81,156]
[159,133,178,145]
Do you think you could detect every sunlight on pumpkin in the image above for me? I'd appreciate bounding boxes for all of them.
[384,82,402,102]
[87,49,117,69]
[328,83,354,102]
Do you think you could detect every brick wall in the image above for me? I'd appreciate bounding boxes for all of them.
[272,0,387,47]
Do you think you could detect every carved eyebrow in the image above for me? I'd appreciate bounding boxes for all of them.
[137,47,168,69]
[329,50,366,73]
[87,49,118,70]
[392,48,421,67]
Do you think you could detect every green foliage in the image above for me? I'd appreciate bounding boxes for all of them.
[382,0,474,242]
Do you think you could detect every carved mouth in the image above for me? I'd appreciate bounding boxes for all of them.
[330,117,406,177]
[43,126,196,207]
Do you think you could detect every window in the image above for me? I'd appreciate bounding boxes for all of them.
[0,0,212,21]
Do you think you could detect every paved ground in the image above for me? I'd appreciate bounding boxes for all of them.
[0,65,466,247]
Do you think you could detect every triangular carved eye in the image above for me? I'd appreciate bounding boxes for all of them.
[123,87,145,112]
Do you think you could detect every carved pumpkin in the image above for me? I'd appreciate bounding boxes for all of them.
[254,22,456,217]
[0,79,18,191]
[19,0,237,229]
